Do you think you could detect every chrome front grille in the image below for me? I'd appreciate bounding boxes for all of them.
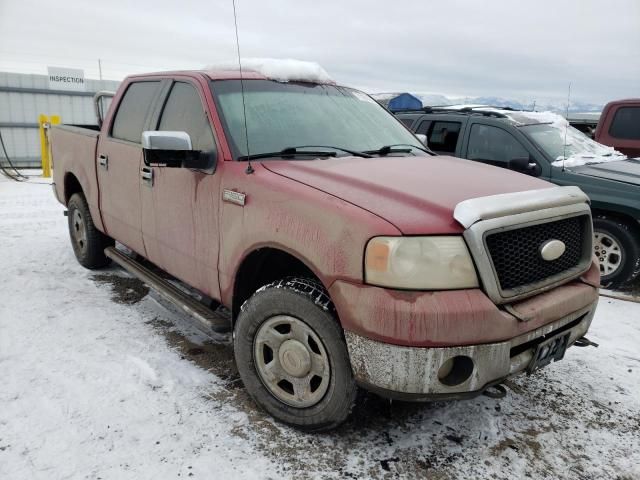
[485,215,589,291]
[459,198,593,304]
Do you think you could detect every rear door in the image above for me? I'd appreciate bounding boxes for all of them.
[97,80,162,255]
[140,79,222,300]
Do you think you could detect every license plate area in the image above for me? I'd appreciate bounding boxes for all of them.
[527,332,570,374]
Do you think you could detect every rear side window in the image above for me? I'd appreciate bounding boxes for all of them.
[427,121,461,153]
[467,124,529,164]
[609,107,640,140]
[399,117,414,128]
[111,81,160,143]
[416,120,432,135]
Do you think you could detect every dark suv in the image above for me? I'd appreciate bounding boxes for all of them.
[397,106,640,287]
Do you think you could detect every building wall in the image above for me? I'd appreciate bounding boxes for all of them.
[0,72,120,167]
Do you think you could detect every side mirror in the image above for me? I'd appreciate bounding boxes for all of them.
[141,131,208,169]
[415,133,428,147]
[508,156,540,175]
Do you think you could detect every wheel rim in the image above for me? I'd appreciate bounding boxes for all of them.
[72,209,88,254]
[254,315,330,408]
[594,230,623,277]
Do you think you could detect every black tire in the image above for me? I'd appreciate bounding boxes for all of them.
[234,277,356,431]
[593,215,640,288]
[67,193,114,269]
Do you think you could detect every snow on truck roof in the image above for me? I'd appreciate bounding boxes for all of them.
[204,58,335,84]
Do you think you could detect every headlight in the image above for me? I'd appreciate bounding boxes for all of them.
[364,236,479,289]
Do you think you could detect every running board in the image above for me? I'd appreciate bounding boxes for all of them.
[104,246,231,334]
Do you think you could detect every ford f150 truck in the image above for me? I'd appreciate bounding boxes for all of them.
[51,62,600,431]
[397,106,640,287]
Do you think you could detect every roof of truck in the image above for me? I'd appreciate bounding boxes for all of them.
[129,59,336,85]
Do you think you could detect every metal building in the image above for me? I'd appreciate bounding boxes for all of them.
[0,71,120,167]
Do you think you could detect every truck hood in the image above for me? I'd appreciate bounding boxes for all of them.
[262,155,551,234]
[571,159,640,186]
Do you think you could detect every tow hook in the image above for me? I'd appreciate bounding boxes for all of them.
[483,384,507,399]
[574,336,599,348]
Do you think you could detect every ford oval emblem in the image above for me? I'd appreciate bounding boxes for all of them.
[540,239,566,261]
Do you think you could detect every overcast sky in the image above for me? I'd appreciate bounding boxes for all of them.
[1,0,638,104]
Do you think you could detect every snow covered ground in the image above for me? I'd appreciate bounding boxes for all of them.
[1,173,639,479]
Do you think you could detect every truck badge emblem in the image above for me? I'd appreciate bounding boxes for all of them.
[223,189,246,206]
[540,239,565,261]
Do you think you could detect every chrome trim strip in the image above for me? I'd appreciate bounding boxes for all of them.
[463,203,593,304]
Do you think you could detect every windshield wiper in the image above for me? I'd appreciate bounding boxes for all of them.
[293,145,373,158]
[363,144,433,156]
[239,147,338,161]
[239,145,372,161]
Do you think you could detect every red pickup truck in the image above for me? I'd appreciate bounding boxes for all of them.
[50,63,600,431]
[595,98,640,157]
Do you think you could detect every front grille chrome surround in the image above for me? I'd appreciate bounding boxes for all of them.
[462,202,593,304]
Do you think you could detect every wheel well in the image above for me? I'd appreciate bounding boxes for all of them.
[592,209,640,234]
[64,173,83,205]
[232,248,321,321]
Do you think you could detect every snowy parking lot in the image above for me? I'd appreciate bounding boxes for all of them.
[1,174,640,479]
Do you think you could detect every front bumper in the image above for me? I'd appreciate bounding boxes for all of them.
[345,301,596,399]
[330,260,600,399]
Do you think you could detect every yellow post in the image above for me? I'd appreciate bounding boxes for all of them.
[49,115,60,175]
[39,114,60,178]
[38,114,51,178]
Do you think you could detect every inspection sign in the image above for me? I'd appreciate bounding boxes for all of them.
[47,67,86,92]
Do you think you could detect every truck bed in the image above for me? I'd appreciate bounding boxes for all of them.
[50,124,103,230]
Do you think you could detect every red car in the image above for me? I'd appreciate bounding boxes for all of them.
[595,98,640,157]
[50,61,599,430]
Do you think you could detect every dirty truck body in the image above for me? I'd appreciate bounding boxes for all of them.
[51,69,599,430]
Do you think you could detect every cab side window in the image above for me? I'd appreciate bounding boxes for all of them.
[416,120,432,135]
[111,81,161,143]
[609,107,640,140]
[467,124,529,165]
[158,82,216,168]
[399,117,414,128]
[427,121,461,153]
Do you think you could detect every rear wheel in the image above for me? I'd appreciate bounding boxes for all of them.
[67,193,114,269]
[593,216,640,288]
[234,277,356,431]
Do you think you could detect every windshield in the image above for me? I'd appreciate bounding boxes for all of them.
[520,122,626,168]
[211,80,424,159]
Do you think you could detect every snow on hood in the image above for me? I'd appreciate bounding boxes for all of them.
[206,58,334,84]
[510,110,627,168]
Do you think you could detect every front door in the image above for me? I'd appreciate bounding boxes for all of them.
[97,80,162,255]
[140,80,222,300]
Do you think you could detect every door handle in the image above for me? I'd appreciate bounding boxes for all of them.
[98,154,108,170]
[140,166,153,187]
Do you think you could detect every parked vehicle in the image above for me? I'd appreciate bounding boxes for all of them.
[51,63,599,430]
[397,106,640,287]
[566,112,600,138]
[595,99,640,157]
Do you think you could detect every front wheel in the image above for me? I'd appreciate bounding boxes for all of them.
[593,216,640,288]
[234,277,356,431]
